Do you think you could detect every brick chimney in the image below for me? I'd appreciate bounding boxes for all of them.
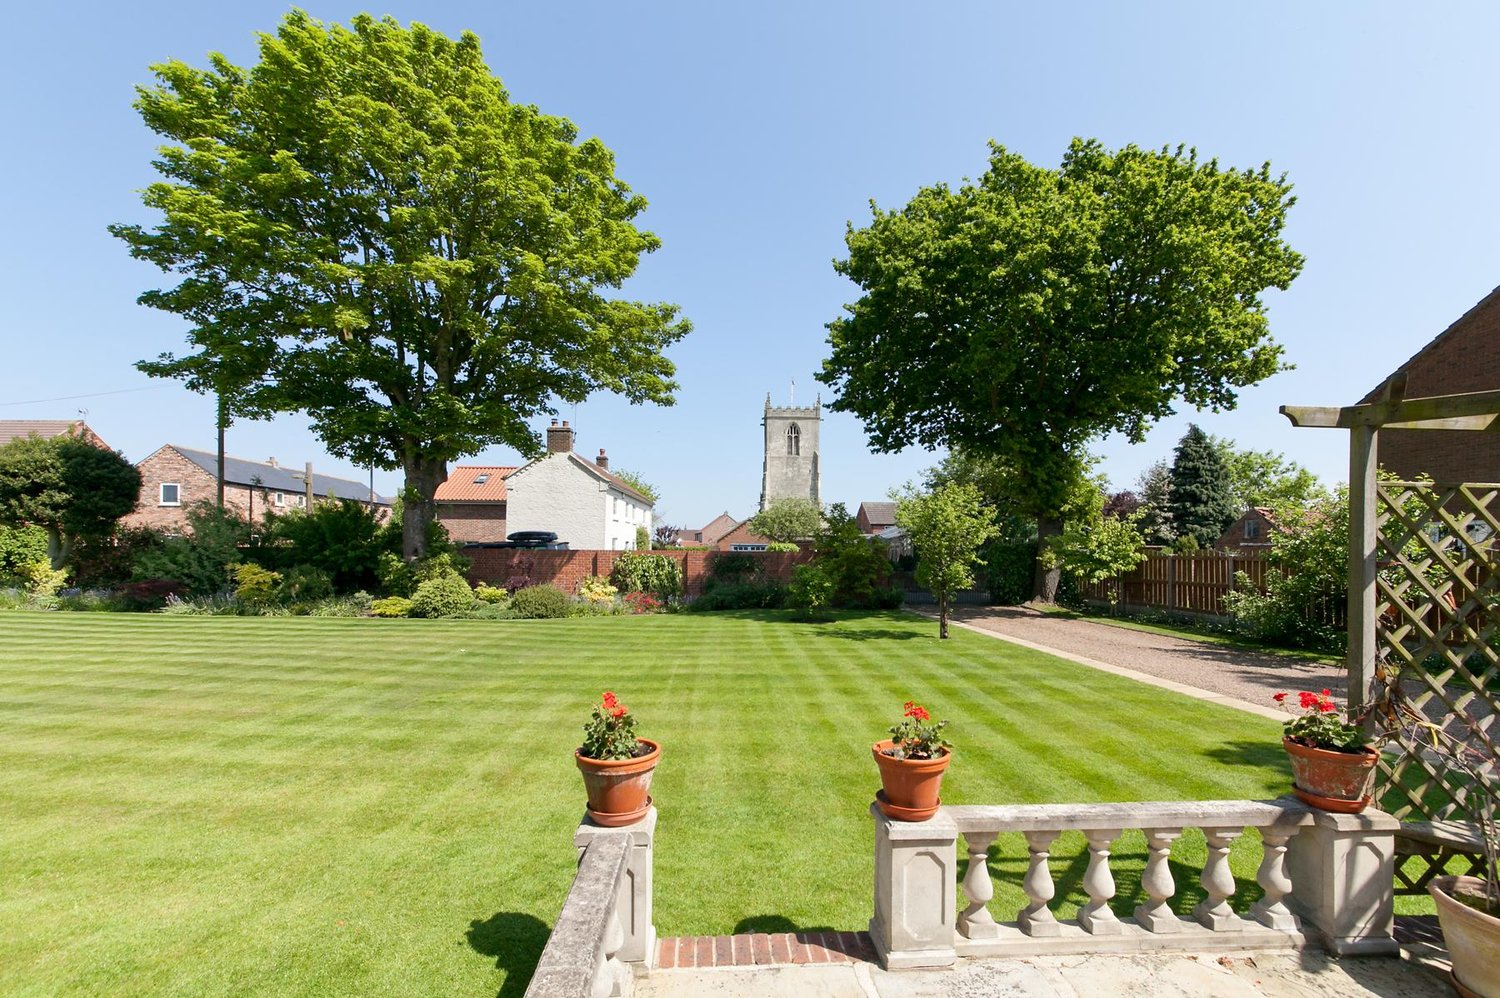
[546,419,575,454]
[595,448,609,471]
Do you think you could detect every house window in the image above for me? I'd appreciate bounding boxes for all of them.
[1245,520,1260,539]
[786,423,800,456]
[159,483,181,506]
[731,543,768,552]
[474,473,490,485]
[275,492,286,507]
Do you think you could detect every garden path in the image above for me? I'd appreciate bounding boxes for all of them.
[934,606,1344,715]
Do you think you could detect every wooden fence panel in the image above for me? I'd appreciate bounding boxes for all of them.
[1081,550,1269,618]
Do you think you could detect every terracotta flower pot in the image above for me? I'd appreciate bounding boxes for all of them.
[1282,736,1378,813]
[576,739,660,827]
[1430,875,1500,998]
[872,739,951,821]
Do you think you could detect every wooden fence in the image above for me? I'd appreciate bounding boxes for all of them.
[1080,550,1269,618]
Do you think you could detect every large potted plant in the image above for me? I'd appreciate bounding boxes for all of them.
[872,701,951,821]
[1273,688,1379,813]
[575,691,659,827]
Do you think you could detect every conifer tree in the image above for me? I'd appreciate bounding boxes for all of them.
[1168,424,1236,548]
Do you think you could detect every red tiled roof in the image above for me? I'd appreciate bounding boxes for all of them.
[434,465,516,502]
[0,420,95,447]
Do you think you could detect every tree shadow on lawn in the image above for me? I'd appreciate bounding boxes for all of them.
[1202,739,1294,776]
[466,911,551,998]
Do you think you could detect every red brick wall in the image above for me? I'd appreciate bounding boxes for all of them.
[464,547,812,597]
[123,447,233,532]
[1373,288,1500,484]
[436,502,507,543]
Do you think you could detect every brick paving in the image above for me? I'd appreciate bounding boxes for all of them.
[655,930,876,969]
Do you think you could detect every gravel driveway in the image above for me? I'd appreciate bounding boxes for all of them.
[939,605,1345,711]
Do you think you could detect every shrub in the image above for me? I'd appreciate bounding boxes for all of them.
[635,525,651,551]
[578,575,619,604]
[410,573,476,618]
[510,584,573,619]
[307,592,374,617]
[55,589,122,612]
[161,593,242,615]
[371,596,414,618]
[22,560,70,600]
[707,552,760,584]
[765,541,800,553]
[689,581,786,612]
[374,542,471,597]
[786,563,835,617]
[264,498,392,592]
[115,578,183,611]
[623,591,662,614]
[610,552,683,599]
[233,563,282,609]
[474,583,508,604]
[69,527,163,589]
[281,565,334,602]
[814,503,891,608]
[0,525,50,583]
[984,541,1038,605]
[133,502,246,596]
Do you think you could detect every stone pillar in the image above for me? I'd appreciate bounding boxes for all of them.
[869,804,957,969]
[575,807,657,968]
[1284,805,1399,955]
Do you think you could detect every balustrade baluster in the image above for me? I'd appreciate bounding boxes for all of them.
[1250,828,1298,931]
[1018,829,1061,937]
[1078,828,1122,935]
[591,904,626,998]
[958,830,1000,939]
[1134,827,1183,932]
[1194,827,1244,931]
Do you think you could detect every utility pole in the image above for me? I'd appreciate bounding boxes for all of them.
[304,461,314,509]
[216,393,227,508]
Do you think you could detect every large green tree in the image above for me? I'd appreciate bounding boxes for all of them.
[1168,424,1237,548]
[113,13,689,560]
[819,139,1302,599]
[0,436,142,568]
[1210,436,1324,511]
[744,496,823,543]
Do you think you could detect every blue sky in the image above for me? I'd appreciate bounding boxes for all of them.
[3,2,1497,528]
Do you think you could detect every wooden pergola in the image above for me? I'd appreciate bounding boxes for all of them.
[1280,375,1500,711]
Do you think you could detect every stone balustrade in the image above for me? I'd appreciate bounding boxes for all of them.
[525,809,657,998]
[871,798,1400,970]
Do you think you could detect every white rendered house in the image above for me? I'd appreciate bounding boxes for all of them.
[503,420,654,550]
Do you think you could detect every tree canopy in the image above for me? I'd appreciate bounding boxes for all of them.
[744,496,822,544]
[1211,436,1324,511]
[820,138,1302,598]
[0,436,142,568]
[113,12,689,559]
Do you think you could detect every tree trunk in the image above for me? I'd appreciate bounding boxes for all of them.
[401,454,448,562]
[45,526,67,572]
[1032,515,1063,602]
[938,592,950,639]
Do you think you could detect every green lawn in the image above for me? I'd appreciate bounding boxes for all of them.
[1,610,1290,996]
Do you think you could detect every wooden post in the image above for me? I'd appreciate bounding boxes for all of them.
[1347,425,1378,713]
[304,461,315,509]
[1166,556,1177,612]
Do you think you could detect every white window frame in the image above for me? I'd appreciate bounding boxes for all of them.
[159,483,181,507]
[275,492,286,507]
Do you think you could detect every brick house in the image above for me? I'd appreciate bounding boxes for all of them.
[433,465,516,543]
[710,519,775,552]
[856,501,897,535]
[502,421,655,550]
[1215,507,1277,552]
[123,445,392,533]
[1361,283,1500,483]
[0,419,110,450]
[674,512,739,547]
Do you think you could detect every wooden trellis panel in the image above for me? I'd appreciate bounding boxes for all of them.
[1372,481,1499,891]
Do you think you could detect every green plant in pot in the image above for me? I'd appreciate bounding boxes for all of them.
[575,691,659,827]
[872,701,951,821]
[1274,688,1380,813]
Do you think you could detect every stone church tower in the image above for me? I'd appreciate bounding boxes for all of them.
[759,392,821,511]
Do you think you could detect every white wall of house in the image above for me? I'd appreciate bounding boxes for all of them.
[506,453,653,550]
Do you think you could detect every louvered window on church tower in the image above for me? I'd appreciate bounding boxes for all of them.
[786,423,800,456]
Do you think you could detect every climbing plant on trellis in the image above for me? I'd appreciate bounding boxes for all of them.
[1373,480,1499,892]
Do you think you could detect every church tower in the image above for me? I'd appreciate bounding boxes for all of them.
[759,391,821,511]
